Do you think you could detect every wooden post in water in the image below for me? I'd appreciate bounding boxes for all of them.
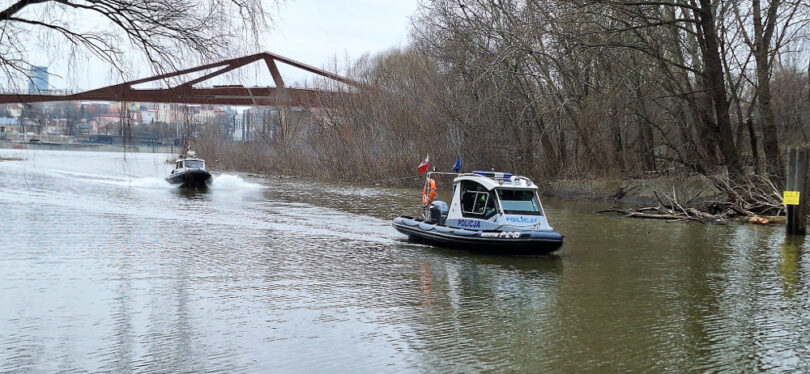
[785,146,808,235]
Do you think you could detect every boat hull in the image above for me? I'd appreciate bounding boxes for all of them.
[166,169,212,189]
[392,216,563,254]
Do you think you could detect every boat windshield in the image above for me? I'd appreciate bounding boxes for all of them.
[185,160,205,169]
[496,189,543,216]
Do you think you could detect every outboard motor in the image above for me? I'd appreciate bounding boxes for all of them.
[425,201,449,225]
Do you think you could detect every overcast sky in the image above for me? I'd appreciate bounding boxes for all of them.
[268,0,418,84]
[45,0,419,90]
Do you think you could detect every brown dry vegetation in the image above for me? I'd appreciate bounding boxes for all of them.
[197,0,810,217]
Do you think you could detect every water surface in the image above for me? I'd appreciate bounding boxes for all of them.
[1,149,808,372]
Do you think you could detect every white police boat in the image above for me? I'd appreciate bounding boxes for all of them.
[392,171,563,254]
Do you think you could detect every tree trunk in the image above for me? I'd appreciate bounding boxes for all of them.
[557,115,567,173]
[753,0,784,187]
[684,13,721,167]
[639,117,656,171]
[747,118,762,175]
[698,0,741,180]
[611,108,625,173]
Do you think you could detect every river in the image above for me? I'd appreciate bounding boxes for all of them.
[1,149,808,373]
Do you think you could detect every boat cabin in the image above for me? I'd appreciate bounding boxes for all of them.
[171,157,206,174]
[438,171,554,232]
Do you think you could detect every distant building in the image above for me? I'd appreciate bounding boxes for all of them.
[156,103,172,123]
[27,66,48,94]
[139,105,157,124]
[0,117,17,139]
[5,104,22,117]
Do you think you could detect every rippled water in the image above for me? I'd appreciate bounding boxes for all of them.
[1,149,809,372]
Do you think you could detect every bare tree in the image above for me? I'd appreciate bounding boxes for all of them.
[0,0,274,89]
[730,0,808,186]
[187,0,810,194]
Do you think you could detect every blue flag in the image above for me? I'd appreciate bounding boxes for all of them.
[451,158,462,172]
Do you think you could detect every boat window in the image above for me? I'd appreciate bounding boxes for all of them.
[185,160,205,169]
[460,181,497,219]
[496,189,543,216]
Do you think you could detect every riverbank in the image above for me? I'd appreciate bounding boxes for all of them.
[542,177,719,206]
[0,140,177,154]
[199,144,720,207]
[366,172,720,207]
[0,143,739,216]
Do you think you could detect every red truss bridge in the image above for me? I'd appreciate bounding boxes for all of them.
[0,52,364,107]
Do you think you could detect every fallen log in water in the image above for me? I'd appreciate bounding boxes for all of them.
[627,211,700,221]
[595,175,787,225]
[595,207,720,223]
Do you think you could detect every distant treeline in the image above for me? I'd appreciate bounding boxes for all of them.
[199,0,810,186]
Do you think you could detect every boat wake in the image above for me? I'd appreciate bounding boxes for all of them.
[107,177,171,189]
[94,173,263,191]
[0,149,395,245]
[208,174,264,190]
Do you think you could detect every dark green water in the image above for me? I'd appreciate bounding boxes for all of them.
[1,149,808,372]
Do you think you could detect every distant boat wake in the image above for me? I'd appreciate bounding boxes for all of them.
[98,173,264,191]
[0,149,393,245]
[0,150,264,192]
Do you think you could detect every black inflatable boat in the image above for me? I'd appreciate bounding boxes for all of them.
[392,216,563,254]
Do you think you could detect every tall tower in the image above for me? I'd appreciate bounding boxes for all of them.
[27,66,48,94]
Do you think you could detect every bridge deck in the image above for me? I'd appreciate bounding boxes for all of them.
[0,52,361,107]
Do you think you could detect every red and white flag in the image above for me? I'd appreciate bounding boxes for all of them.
[418,154,430,174]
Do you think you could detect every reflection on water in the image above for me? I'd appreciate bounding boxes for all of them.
[780,236,803,298]
[1,149,810,372]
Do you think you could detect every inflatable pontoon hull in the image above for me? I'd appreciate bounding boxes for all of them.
[392,216,563,254]
[166,169,212,189]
